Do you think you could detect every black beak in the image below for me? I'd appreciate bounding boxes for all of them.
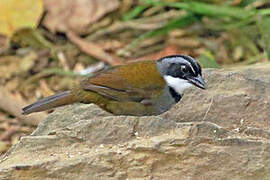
[187,75,206,89]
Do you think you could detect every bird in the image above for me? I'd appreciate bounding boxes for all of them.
[22,55,206,116]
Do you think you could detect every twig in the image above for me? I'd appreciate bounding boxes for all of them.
[57,51,70,71]
[67,31,124,66]
[78,62,105,76]
[0,89,46,126]
[202,95,213,121]
[20,68,81,90]
[0,126,20,141]
[87,10,184,40]
[39,80,55,97]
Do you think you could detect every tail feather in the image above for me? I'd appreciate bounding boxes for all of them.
[22,91,76,115]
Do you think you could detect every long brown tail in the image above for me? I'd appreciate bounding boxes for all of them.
[22,91,77,115]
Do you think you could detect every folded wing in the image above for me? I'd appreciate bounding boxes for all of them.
[81,61,166,102]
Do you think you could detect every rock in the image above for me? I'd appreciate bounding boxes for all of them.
[1,63,270,180]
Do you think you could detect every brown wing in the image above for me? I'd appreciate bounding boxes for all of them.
[80,61,166,102]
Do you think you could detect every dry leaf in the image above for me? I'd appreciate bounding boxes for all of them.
[43,0,119,34]
[67,31,124,65]
[128,45,188,62]
[0,141,9,153]
[0,56,21,79]
[0,34,9,53]
[0,53,36,79]
[0,89,46,126]
[0,0,43,37]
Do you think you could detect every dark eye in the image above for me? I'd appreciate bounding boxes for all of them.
[181,65,188,73]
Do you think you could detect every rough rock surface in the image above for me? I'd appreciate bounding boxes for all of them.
[1,63,270,180]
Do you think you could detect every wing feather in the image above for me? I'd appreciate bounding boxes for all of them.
[80,61,166,102]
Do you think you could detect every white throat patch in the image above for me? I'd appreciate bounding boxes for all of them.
[164,75,192,94]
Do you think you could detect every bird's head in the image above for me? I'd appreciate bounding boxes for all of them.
[157,55,206,95]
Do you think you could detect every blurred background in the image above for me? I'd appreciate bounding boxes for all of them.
[0,0,269,155]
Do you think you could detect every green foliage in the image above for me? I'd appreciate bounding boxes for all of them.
[122,5,150,21]
[142,0,255,19]
[122,0,270,66]
[42,68,82,77]
[199,52,220,68]
[126,13,198,51]
[257,16,270,59]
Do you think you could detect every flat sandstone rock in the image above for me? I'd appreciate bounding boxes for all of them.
[0,63,270,180]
